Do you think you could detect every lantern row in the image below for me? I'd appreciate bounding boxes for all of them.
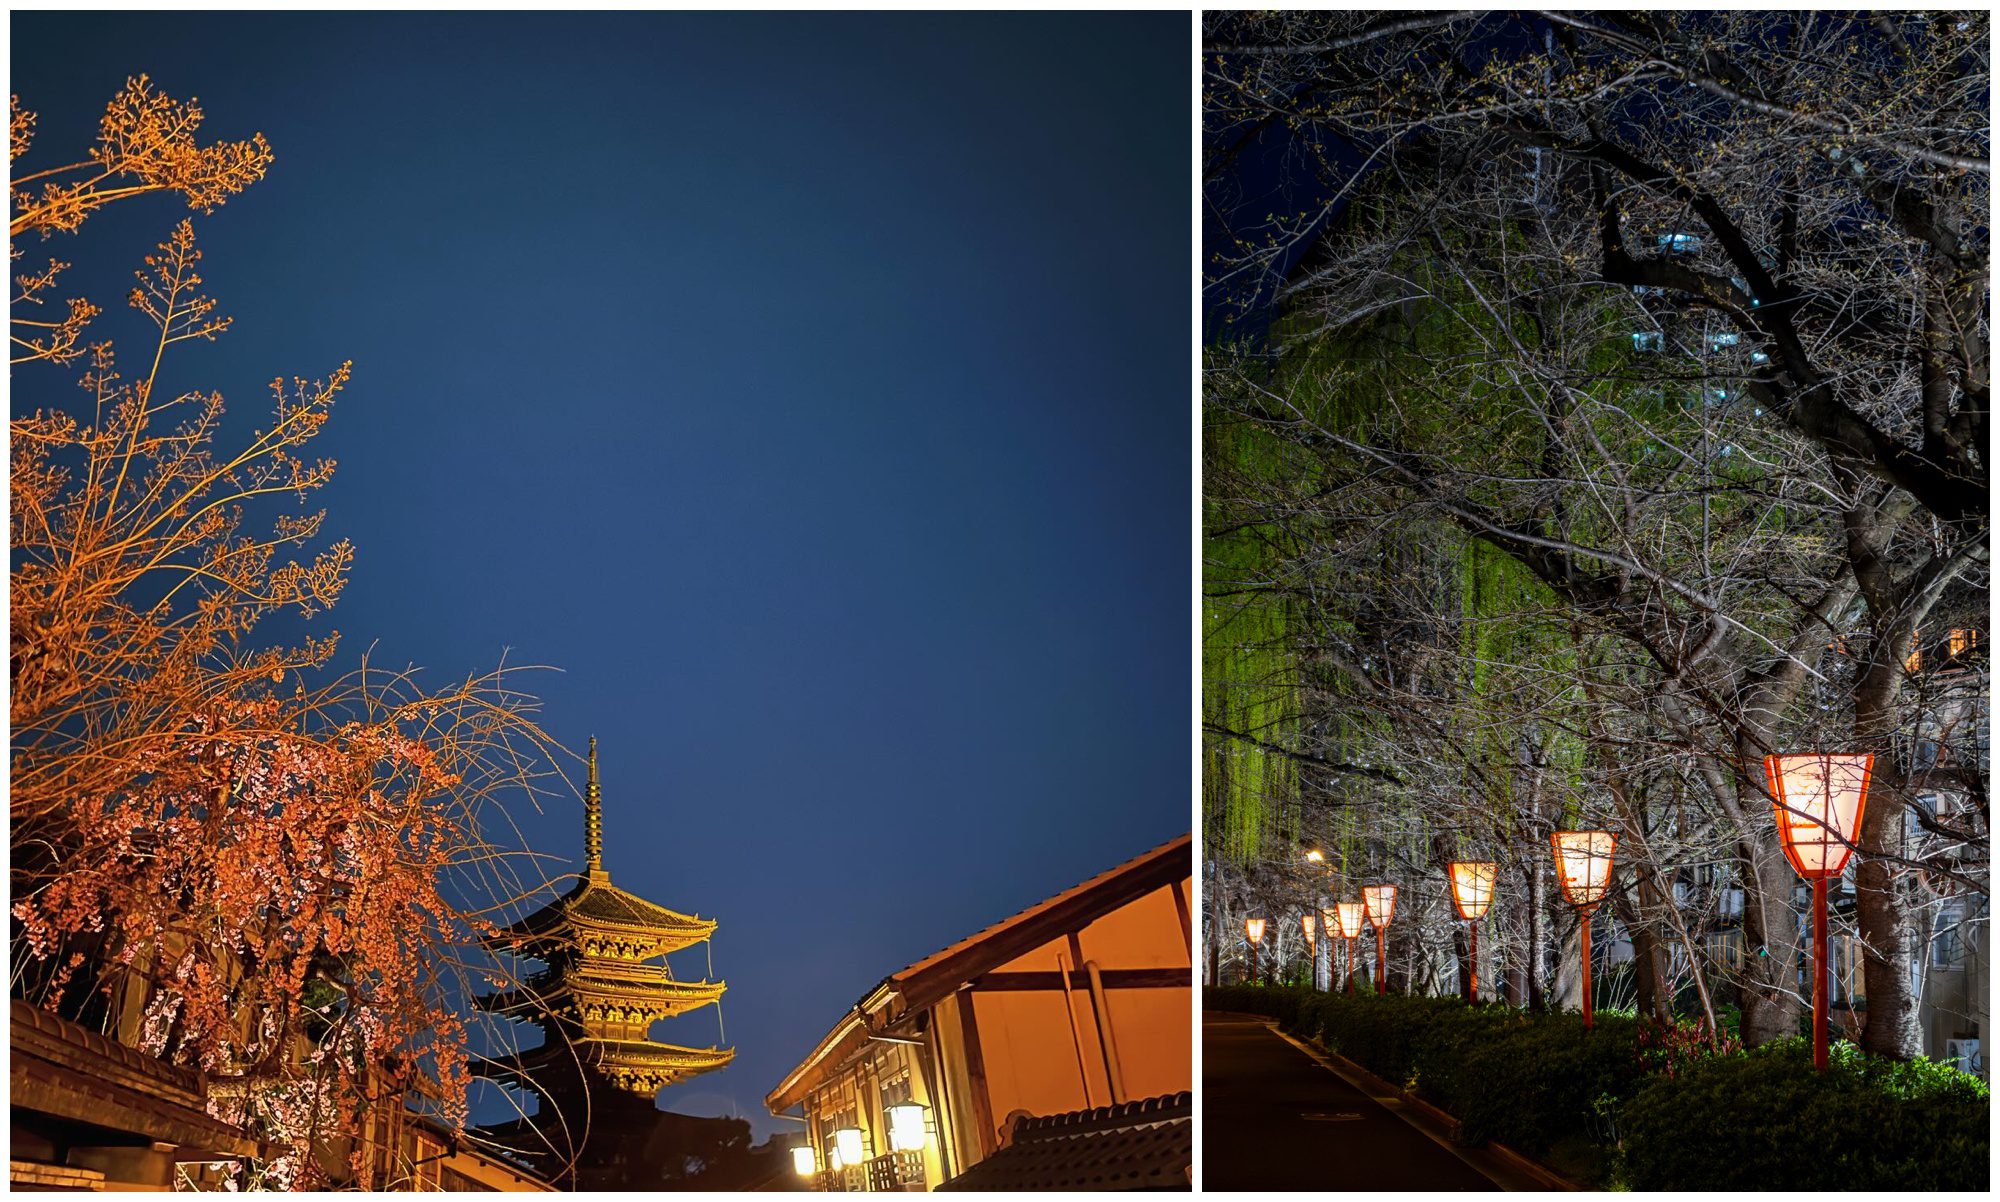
[1246,753,1870,1070]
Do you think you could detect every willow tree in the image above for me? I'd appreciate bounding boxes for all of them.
[1207,9,1987,1056]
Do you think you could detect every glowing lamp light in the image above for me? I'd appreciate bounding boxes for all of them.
[1446,862,1496,921]
[1304,848,1325,863]
[827,1144,844,1172]
[1766,752,1874,1072]
[1551,831,1617,907]
[792,1146,818,1177]
[1446,862,1496,1003]
[1765,753,1872,879]
[1332,902,1367,994]
[1551,831,1616,1029]
[833,1127,865,1168]
[886,1101,928,1152]
[1361,884,1397,927]
[1361,885,1397,994]
[1301,913,1316,944]
[1244,917,1266,944]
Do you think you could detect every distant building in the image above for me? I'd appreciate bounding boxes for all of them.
[767,835,1192,1192]
[474,739,736,1187]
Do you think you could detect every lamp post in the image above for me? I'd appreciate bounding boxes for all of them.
[1245,917,1266,985]
[1333,902,1365,993]
[1446,861,1497,1002]
[1303,849,1333,990]
[1300,912,1317,983]
[1765,752,1873,1072]
[1551,831,1617,1030]
[1361,885,1397,995]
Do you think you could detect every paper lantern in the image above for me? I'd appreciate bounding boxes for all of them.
[1551,831,1617,907]
[1361,884,1397,927]
[1765,753,1872,879]
[1244,917,1266,944]
[1446,861,1497,920]
[1332,902,1366,939]
[792,1146,817,1177]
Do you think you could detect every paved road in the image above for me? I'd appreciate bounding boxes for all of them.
[1202,1012,1501,1192]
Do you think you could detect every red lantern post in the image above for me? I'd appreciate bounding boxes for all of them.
[1765,752,1872,1072]
[1446,861,1497,1002]
[1245,917,1266,986]
[1551,831,1617,1030]
[1362,885,1397,995]
[1333,903,1366,993]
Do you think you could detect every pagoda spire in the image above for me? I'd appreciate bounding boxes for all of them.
[585,735,603,874]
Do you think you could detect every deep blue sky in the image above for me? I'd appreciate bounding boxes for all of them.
[13,11,1188,1138]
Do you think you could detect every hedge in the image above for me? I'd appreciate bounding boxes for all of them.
[1207,985,1989,1191]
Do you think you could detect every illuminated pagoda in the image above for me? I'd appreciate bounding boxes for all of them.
[474,739,733,1187]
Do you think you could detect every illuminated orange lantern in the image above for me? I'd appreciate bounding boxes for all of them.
[1362,884,1397,995]
[1446,861,1497,1002]
[1765,752,1873,1071]
[1333,902,1366,993]
[1245,916,1266,985]
[1551,831,1616,1029]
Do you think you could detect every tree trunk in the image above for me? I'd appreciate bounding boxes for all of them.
[1736,827,1806,1046]
[1615,872,1673,1023]
[1853,655,1925,1058]
[1525,861,1548,1010]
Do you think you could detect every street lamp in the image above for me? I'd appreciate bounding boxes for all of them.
[1245,917,1266,985]
[1332,903,1365,993]
[1361,884,1397,995]
[885,1101,929,1153]
[1551,830,1617,1030]
[833,1127,865,1169]
[1765,752,1873,1072]
[1446,861,1497,1002]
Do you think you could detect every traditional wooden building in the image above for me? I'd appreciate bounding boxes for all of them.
[767,835,1192,1192]
[474,739,735,1187]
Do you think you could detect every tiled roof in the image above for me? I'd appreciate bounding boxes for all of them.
[766,835,1192,1112]
[496,875,716,944]
[937,1092,1191,1192]
[892,835,1191,990]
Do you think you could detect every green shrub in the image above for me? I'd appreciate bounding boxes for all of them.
[1622,1038,1989,1191]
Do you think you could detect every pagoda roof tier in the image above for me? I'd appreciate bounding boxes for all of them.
[474,1038,735,1097]
[491,873,717,958]
[475,970,726,1021]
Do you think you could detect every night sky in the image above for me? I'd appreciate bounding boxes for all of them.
[12,12,1189,1137]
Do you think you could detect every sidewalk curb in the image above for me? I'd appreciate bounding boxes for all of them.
[1261,1018,1584,1193]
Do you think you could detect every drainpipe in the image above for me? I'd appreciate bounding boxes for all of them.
[1054,950,1097,1107]
[913,1011,957,1184]
[1084,961,1128,1105]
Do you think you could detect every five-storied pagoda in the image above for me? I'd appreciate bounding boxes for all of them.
[473,739,733,1188]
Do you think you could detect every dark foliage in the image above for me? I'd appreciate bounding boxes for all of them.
[1208,985,1987,1190]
